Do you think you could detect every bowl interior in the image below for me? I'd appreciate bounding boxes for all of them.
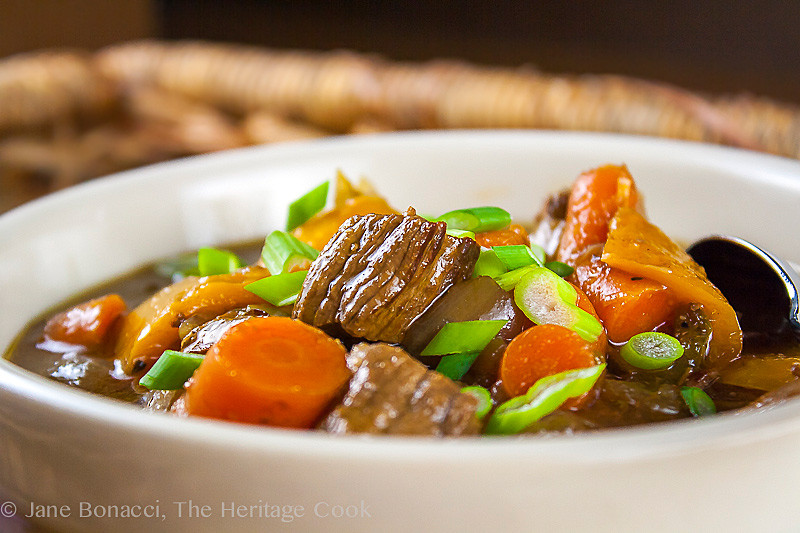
[4,130,800,415]
[4,131,800,531]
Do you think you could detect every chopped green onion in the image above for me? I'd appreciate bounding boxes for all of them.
[514,267,603,342]
[446,228,476,240]
[245,270,307,306]
[421,319,507,356]
[485,364,606,435]
[436,351,481,381]
[492,245,544,270]
[681,386,717,417]
[435,207,511,233]
[197,247,243,276]
[261,231,320,275]
[285,181,330,231]
[473,249,508,278]
[139,350,205,390]
[461,385,493,420]
[494,265,537,291]
[620,332,684,370]
[529,244,547,265]
[545,260,574,278]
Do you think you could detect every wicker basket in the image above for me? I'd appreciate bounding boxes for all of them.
[2,40,799,211]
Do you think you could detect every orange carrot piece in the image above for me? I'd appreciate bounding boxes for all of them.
[44,294,127,350]
[572,250,678,344]
[474,223,530,248]
[184,316,350,429]
[556,164,640,265]
[500,323,601,398]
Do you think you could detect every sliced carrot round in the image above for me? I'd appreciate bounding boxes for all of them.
[184,316,350,428]
[500,323,600,398]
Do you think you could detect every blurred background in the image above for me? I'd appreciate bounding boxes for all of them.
[1,0,799,212]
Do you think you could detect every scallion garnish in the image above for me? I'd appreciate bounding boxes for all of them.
[681,386,717,417]
[436,351,481,381]
[473,249,508,278]
[620,332,684,370]
[245,270,308,306]
[545,260,574,278]
[530,243,547,266]
[261,231,320,275]
[197,247,244,276]
[435,207,511,233]
[139,350,205,390]
[446,228,476,240]
[494,265,537,291]
[514,267,602,343]
[485,364,606,435]
[421,320,507,356]
[461,385,493,420]
[285,181,330,231]
[492,245,544,271]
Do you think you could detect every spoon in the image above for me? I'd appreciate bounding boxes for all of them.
[687,235,800,334]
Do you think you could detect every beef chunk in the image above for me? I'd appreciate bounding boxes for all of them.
[293,210,479,343]
[321,343,482,436]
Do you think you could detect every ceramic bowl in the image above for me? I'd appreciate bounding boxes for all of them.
[2,131,800,533]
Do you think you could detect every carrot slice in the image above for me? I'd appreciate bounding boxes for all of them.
[44,294,127,351]
[556,164,640,265]
[572,249,678,344]
[474,224,530,248]
[500,323,601,398]
[184,316,350,428]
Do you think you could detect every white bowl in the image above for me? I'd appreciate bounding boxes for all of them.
[2,131,800,533]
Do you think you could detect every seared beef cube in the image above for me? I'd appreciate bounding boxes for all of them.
[293,210,479,343]
[321,343,481,436]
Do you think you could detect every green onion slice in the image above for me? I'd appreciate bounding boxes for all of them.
[473,249,508,279]
[485,364,606,435]
[529,244,547,265]
[436,351,481,381]
[446,228,476,240]
[545,260,574,278]
[494,265,537,291]
[245,270,308,307]
[285,181,330,231]
[461,385,493,420]
[681,386,717,417]
[514,267,603,343]
[492,245,544,271]
[435,207,511,233]
[421,319,507,356]
[261,231,320,275]
[139,350,205,390]
[620,332,684,370]
[197,247,244,276]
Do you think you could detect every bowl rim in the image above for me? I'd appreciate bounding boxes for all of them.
[4,129,800,464]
